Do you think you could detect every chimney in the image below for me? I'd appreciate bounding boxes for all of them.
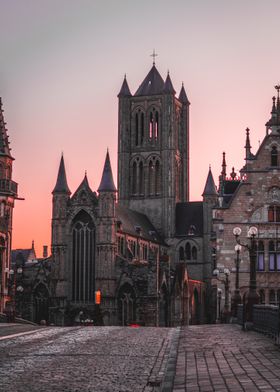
[43,245,48,258]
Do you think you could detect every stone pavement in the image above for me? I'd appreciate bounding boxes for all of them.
[0,326,175,392]
[173,324,280,392]
[0,323,42,338]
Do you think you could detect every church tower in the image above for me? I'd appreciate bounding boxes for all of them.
[0,98,18,312]
[118,61,190,238]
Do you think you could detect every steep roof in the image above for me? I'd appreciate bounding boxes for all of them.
[118,75,132,97]
[175,202,204,236]
[11,248,36,265]
[0,97,13,158]
[202,168,218,196]
[116,205,165,244]
[52,155,71,194]
[163,72,176,94]
[179,84,190,104]
[134,65,165,96]
[98,151,117,192]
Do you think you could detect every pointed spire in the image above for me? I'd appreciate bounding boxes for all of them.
[179,83,190,104]
[202,166,217,196]
[244,127,252,160]
[52,154,71,194]
[118,74,132,98]
[162,71,176,94]
[134,65,165,96]
[0,97,13,159]
[221,152,227,179]
[266,86,280,131]
[98,150,117,192]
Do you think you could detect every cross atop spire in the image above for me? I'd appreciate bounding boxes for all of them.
[150,49,158,65]
[275,84,280,98]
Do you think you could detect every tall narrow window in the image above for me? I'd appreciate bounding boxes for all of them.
[268,206,280,222]
[271,146,278,166]
[155,160,161,195]
[269,241,276,271]
[141,113,144,145]
[185,243,191,260]
[139,162,144,194]
[277,241,280,271]
[135,113,139,146]
[269,289,276,304]
[257,241,265,271]
[132,162,137,194]
[192,246,197,260]
[149,160,154,195]
[259,289,265,304]
[149,113,153,139]
[179,247,184,261]
[155,111,159,140]
[72,211,95,303]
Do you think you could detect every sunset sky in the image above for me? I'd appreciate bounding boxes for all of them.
[1,0,280,256]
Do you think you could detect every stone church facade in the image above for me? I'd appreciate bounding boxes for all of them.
[49,63,213,326]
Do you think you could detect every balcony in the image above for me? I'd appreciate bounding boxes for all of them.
[0,179,18,196]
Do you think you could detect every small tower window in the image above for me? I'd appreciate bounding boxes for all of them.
[155,111,159,140]
[192,246,197,260]
[179,246,184,261]
[185,243,191,260]
[155,160,161,195]
[132,162,137,194]
[139,161,144,194]
[148,160,154,195]
[149,113,153,139]
[271,146,278,166]
[140,113,144,145]
[135,113,139,146]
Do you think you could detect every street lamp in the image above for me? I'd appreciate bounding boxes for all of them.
[213,268,231,323]
[217,288,222,321]
[233,226,260,325]
[231,244,242,318]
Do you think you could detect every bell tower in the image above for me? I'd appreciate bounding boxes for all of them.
[118,62,190,238]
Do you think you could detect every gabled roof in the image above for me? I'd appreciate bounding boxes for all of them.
[52,155,71,194]
[116,205,165,244]
[179,84,190,104]
[11,248,36,265]
[72,173,94,199]
[134,65,165,96]
[202,168,218,196]
[0,97,13,159]
[118,75,132,97]
[163,73,176,94]
[175,202,204,237]
[98,151,117,192]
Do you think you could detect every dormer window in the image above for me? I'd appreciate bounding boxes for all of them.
[271,146,278,166]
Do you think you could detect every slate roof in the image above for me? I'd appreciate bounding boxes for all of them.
[222,180,240,206]
[98,151,117,192]
[202,168,217,196]
[163,73,176,94]
[118,75,132,97]
[52,155,71,194]
[0,97,13,158]
[134,65,165,96]
[179,84,190,104]
[116,205,165,244]
[11,248,36,265]
[175,202,204,237]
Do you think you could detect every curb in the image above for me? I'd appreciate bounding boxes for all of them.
[160,327,181,392]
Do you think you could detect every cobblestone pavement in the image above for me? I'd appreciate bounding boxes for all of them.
[0,326,175,392]
[173,324,280,392]
[0,323,42,338]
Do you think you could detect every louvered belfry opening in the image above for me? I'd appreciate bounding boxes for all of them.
[71,210,95,302]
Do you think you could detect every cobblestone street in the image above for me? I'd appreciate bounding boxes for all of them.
[173,325,280,392]
[0,326,174,392]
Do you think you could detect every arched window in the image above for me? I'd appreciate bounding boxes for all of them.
[269,289,276,305]
[259,289,265,304]
[185,243,191,260]
[179,246,184,261]
[72,210,95,303]
[155,160,161,195]
[269,241,276,271]
[0,164,4,179]
[148,160,154,195]
[135,113,139,146]
[139,161,144,194]
[271,146,278,166]
[149,112,153,139]
[192,246,197,260]
[257,241,264,271]
[155,111,159,140]
[132,162,137,194]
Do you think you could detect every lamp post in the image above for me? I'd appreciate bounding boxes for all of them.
[231,244,242,318]
[213,268,231,323]
[233,226,260,325]
[217,288,222,321]
[8,266,23,321]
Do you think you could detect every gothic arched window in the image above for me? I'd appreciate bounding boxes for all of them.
[155,111,159,140]
[139,161,144,194]
[132,162,137,194]
[140,113,144,145]
[72,210,95,303]
[155,160,161,195]
[259,289,265,304]
[149,112,153,139]
[269,241,276,271]
[269,289,276,305]
[179,246,184,261]
[271,146,278,166]
[192,246,197,260]
[185,243,191,260]
[148,160,154,195]
[135,112,139,146]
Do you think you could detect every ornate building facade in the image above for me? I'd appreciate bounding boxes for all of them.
[0,98,18,313]
[212,88,280,315]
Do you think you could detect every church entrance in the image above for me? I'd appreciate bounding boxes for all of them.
[33,284,49,324]
[118,284,136,326]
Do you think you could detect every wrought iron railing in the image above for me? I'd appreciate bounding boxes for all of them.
[0,179,18,195]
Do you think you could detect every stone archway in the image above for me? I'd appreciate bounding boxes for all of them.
[33,283,49,324]
[117,283,136,326]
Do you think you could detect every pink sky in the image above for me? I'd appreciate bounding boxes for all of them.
[1,0,280,256]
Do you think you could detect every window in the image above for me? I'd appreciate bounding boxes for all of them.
[259,289,265,304]
[139,162,144,194]
[179,247,184,261]
[257,241,265,271]
[132,162,137,194]
[155,160,161,195]
[269,289,276,305]
[192,246,197,260]
[271,146,278,166]
[148,160,154,195]
[185,243,191,260]
[269,241,276,271]
[140,113,144,145]
[149,109,159,142]
[268,206,280,222]
[135,113,139,146]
